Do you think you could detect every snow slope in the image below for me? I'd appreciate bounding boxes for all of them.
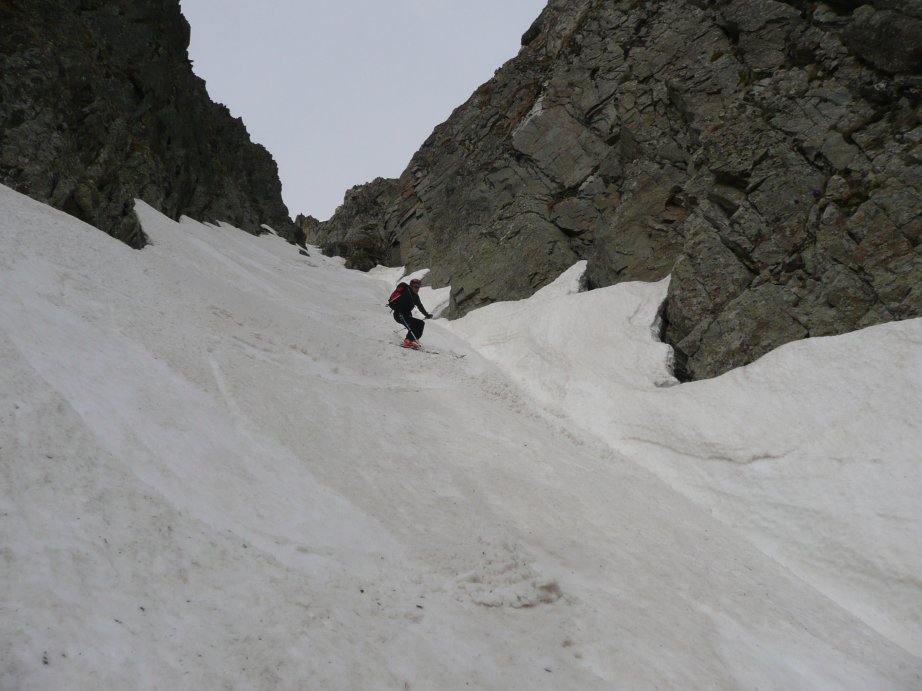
[448,264,922,659]
[1,184,920,690]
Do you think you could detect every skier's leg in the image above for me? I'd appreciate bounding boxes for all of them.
[394,311,410,339]
[397,312,419,341]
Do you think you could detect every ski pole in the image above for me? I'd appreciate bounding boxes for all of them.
[398,313,420,342]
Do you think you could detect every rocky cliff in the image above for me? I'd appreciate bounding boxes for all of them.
[312,0,922,380]
[297,176,400,271]
[0,0,300,248]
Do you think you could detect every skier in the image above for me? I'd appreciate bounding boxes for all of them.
[388,277,433,349]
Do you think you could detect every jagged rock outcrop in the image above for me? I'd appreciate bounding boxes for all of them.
[309,177,400,271]
[312,0,922,380]
[0,0,300,248]
[295,213,321,240]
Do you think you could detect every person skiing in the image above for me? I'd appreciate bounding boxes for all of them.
[388,277,433,349]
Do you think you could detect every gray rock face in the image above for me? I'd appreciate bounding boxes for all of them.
[0,0,299,248]
[295,213,322,240]
[310,0,922,380]
[306,177,400,271]
[844,5,922,73]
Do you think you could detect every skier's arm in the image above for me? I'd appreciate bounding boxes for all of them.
[413,292,433,319]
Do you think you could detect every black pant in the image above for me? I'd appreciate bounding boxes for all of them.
[394,311,424,341]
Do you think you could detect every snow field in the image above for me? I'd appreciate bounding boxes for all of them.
[1,184,920,689]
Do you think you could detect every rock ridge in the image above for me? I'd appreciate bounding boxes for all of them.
[0,0,301,248]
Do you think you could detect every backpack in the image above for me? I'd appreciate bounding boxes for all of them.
[387,283,407,310]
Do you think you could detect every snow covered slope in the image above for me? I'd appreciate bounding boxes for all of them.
[1,184,920,689]
[449,263,922,659]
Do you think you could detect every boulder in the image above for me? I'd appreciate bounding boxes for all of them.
[844,6,922,74]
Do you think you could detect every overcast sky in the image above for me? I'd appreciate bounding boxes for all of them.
[179,1,548,221]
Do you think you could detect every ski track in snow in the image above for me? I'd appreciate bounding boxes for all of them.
[1,185,920,690]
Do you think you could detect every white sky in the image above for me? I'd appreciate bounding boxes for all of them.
[3,183,921,688]
[179,0,548,221]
